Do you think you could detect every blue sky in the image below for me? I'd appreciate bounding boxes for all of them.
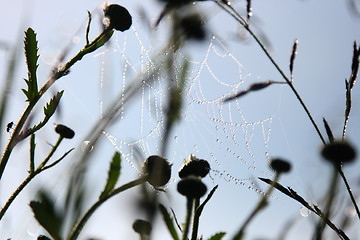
[1,0,360,239]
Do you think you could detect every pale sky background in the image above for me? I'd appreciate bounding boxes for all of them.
[1,0,360,239]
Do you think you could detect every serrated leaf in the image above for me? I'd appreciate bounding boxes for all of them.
[23,28,39,102]
[99,151,121,199]
[159,204,180,240]
[208,232,226,240]
[30,191,63,240]
[25,91,63,136]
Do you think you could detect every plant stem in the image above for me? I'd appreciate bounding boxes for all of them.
[191,198,200,240]
[182,198,194,240]
[67,176,148,240]
[313,166,338,240]
[337,166,360,220]
[0,28,113,179]
[215,1,326,145]
[233,173,280,240]
[0,136,63,220]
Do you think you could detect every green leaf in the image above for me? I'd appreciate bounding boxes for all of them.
[23,28,39,102]
[83,29,114,55]
[99,151,121,199]
[159,204,180,240]
[208,232,226,240]
[26,91,64,136]
[30,191,63,240]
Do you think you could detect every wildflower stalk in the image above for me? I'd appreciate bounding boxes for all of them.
[67,175,148,240]
[0,27,114,179]
[182,197,194,240]
[215,0,326,145]
[0,135,73,220]
[313,166,339,240]
[190,198,200,240]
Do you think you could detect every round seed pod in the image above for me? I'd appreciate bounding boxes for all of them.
[321,142,356,164]
[270,158,291,173]
[132,219,152,236]
[37,236,51,240]
[179,157,210,179]
[177,176,207,199]
[103,4,132,32]
[142,155,172,187]
[180,13,206,41]
[55,124,75,139]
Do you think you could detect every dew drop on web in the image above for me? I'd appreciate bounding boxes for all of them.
[345,207,356,217]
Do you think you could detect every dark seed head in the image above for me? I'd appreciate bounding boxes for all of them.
[104,4,132,32]
[132,219,152,236]
[321,142,356,164]
[142,155,172,187]
[179,154,210,179]
[270,158,291,173]
[179,13,206,41]
[37,235,51,240]
[177,176,207,199]
[55,124,75,139]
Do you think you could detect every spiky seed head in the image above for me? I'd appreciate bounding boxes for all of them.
[179,154,210,179]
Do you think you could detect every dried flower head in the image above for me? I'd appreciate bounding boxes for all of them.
[103,4,132,32]
[142,155,172,187]
[132,219,152,236]
[270,158,291,173]
[179,154,210,179]
[321,142,356,164]
[55,124,75,139]
[177,176,207,199]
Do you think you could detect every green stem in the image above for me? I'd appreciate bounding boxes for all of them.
[233,173,280,240]
[313,166,338,240]
[67,176,148,240]
[0,136,63,220]
[337,166,360,220]
[0,27,113,179]
[191,198,200,240]
[182,198,194,240]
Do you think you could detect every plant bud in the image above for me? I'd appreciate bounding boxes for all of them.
[179,154,210,179]
[177,176,207,199]
[132,219,152,236]
[103,4,132,32]
[270,158,291,173]
[321,142,356,164]
[55,124,75,139]
[142,155,172,187]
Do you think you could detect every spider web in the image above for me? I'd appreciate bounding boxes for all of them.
[93,14,274,190]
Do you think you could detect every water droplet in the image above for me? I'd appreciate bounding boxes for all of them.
[345,207,356,217]
[300,207,310,217]
[174,136,178,143]
[72,35,80,44]
[81,141,94,152]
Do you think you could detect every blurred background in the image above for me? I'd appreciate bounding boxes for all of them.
[1,0,360,239]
